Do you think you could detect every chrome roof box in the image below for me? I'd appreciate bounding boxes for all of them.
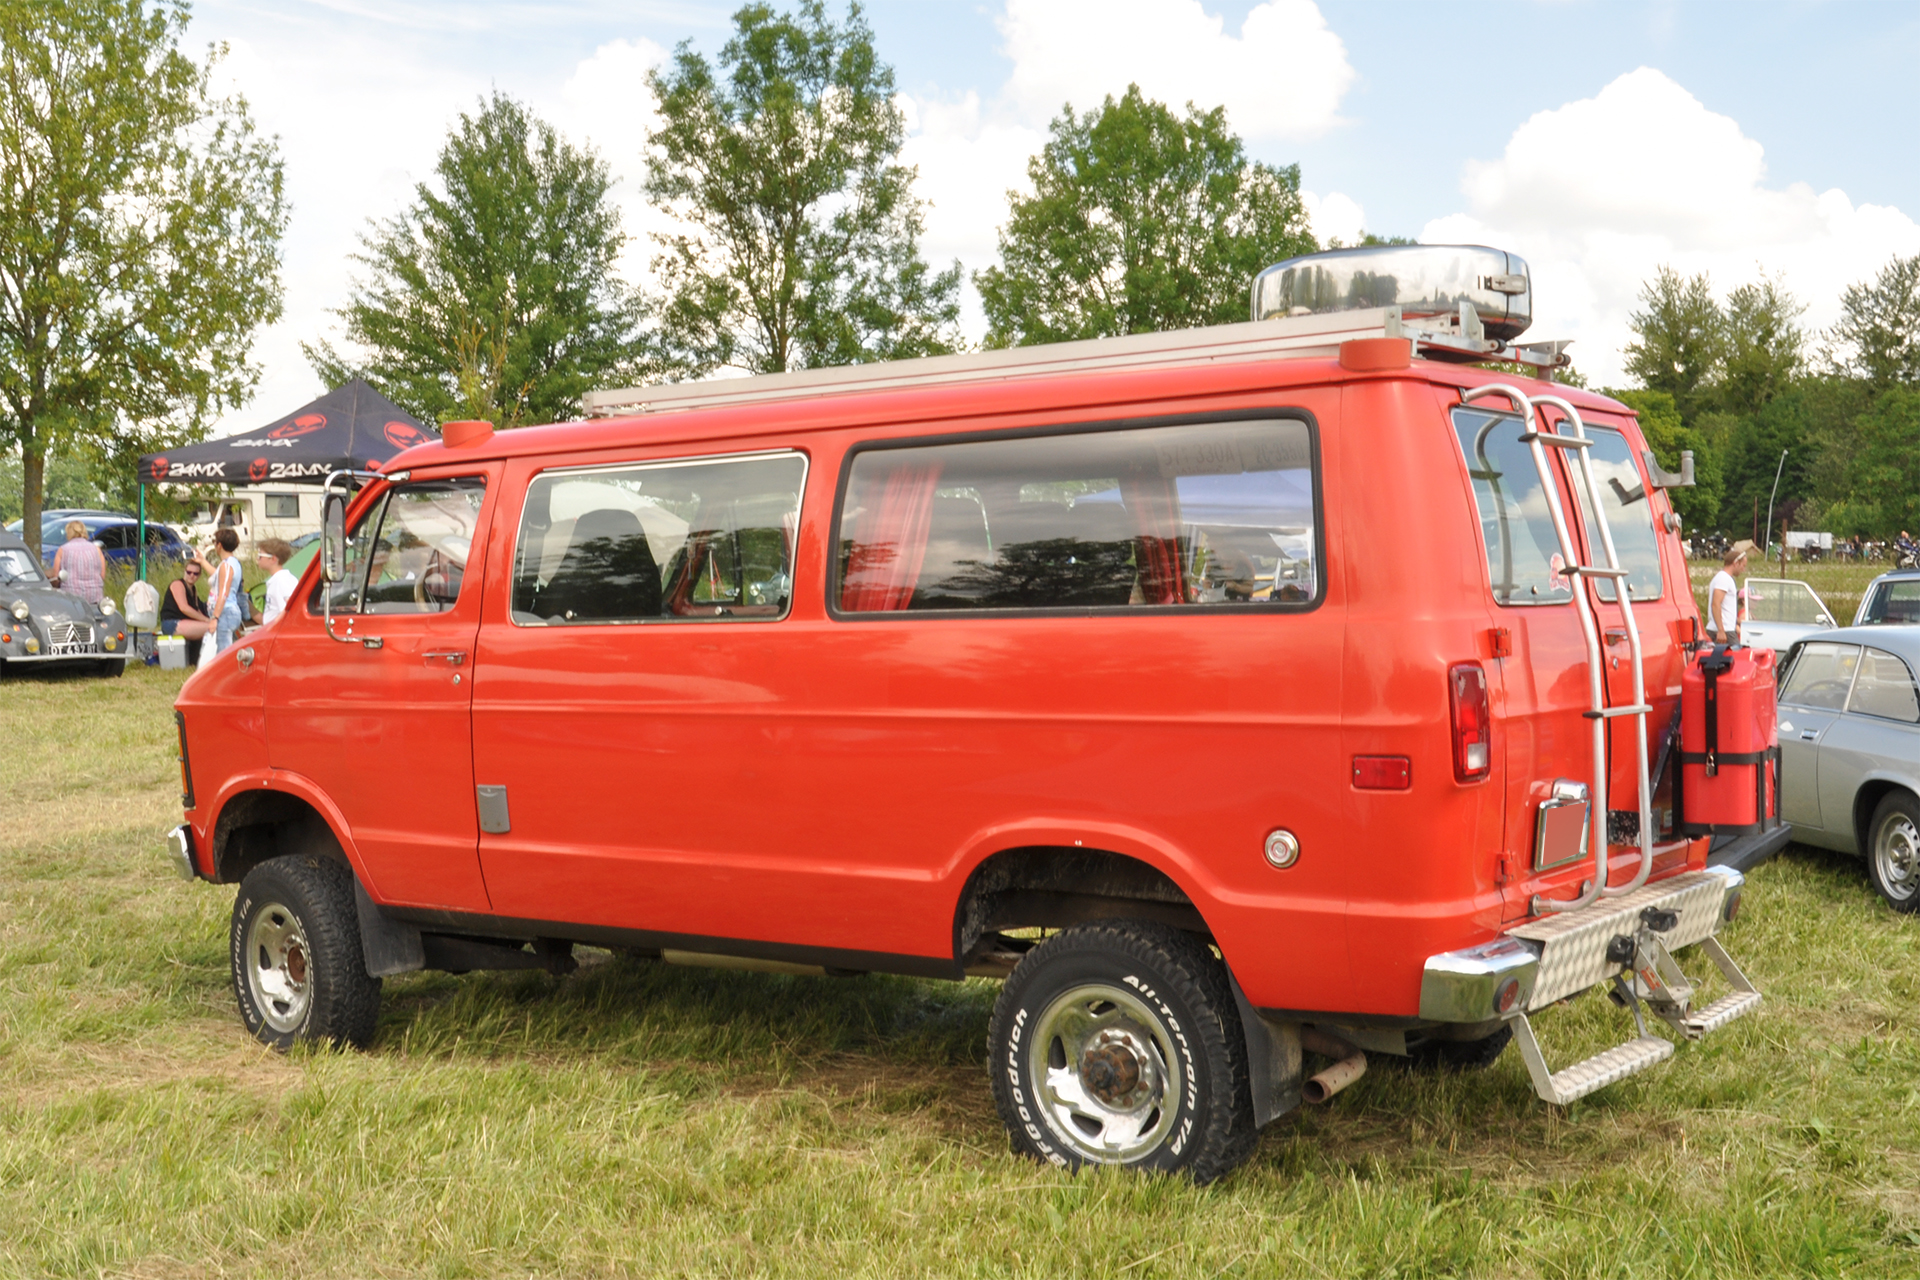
[1252,245,1534,343]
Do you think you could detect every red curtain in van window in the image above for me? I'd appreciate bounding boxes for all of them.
[1122,474,1187,605]
[840,459,944,611]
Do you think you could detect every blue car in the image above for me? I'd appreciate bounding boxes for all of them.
[35,516,190,571]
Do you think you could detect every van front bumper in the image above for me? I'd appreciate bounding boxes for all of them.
[166,824,202,881]
[1419,866,1746,1023]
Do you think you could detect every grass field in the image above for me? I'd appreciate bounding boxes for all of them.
[3,663,1918,1278]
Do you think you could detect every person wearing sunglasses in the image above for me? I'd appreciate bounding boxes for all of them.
[157,551,214,663]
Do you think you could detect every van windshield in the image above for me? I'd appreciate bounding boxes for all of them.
[1452,407,1574,607]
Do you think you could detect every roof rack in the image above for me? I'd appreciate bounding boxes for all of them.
[581,305,1571,419]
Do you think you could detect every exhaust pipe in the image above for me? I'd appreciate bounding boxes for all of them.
[1301,1027,1367,1103]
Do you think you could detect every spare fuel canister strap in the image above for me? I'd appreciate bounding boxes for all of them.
[1699,645,1734,776]
[1679,750,1771,766]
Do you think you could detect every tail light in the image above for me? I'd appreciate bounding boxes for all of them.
[1449,662,1491,782]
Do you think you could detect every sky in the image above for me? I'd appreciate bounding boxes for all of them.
[186,0,1920,435]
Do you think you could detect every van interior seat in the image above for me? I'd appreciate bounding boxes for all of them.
[538,507,661,622]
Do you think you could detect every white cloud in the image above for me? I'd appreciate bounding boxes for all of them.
[997,0,1353,140]
[1424,67,1920,385]
[548,37,671,286]
[1301,190,1366,248]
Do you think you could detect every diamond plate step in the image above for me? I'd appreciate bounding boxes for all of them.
[1681,989,1762,1037]
[1511,1014,1675,1106]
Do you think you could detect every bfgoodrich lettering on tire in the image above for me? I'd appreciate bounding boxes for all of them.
[230,854,381,1049]
[987,919,1258,1183]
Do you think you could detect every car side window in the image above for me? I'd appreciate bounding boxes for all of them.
[511,452,806,625]
[1847,647,1920,722]
[1860,580,1920,624]
[1778,641,1861,710]
[309,478,486,616]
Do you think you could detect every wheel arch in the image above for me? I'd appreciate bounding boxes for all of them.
[207,771,362,887]
[1852,777,1920,857]
[946,823,1218,968]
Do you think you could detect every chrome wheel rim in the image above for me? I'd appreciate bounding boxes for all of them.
[245,900,312,1032]
[1876,815,1920,902]
[1028,982,1182,1164]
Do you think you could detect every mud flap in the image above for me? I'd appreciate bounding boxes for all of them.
[1229,973,1303,1127]
[354,879,425,978]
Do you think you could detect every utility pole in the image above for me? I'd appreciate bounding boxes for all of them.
[1763,450,1788,557]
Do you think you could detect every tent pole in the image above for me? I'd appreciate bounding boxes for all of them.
[138,484,147,584]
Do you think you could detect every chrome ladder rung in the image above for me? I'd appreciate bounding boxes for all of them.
[1519,431,1592,449]
[1584,704,1654,719]
[1568,565,1629,579]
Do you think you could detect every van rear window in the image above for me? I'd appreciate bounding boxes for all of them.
[511,452,805,625]
[1568,427,1663,602]
[834,417,1317,613]
[1452,407,1575,607]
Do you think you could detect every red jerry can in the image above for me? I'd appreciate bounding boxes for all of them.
[1678,645,1781,836]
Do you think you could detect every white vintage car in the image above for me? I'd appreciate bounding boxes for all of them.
[1742,577,1837,655]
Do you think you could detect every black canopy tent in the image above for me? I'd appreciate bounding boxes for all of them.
[133,379,437,580]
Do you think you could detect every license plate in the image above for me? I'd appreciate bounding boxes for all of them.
[49,641,97,657]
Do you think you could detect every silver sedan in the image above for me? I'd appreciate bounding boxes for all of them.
[1777,626,1920,911]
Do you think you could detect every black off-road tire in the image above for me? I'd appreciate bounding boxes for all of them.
[987,920,1259,1183]
[230,853,381,1049]
[1867,791,1920,913]
[1405,1024,1513,1072]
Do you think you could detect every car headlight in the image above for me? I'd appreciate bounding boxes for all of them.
[8,600,27,621]
[99,596,117,614]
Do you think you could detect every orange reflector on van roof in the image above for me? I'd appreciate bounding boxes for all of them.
[442,419,495,448]
[1339,337,1412,372]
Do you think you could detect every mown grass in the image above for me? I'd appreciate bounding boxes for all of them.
[2,666,1918,1277]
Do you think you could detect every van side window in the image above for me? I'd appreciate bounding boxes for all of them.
[265,493,300,519]
[309,478,486,616]
[1778,641,1860,710]
[1451,407,1575,607]
[1568,427,1663,602]
[835,417,1317,613]
[511,452,806,625]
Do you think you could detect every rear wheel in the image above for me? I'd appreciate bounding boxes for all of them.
[1868,792,1920,912]
[987,920,1257,1183]
[230,853,381,1049]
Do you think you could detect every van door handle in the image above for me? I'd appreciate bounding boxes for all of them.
[422,650,466,666]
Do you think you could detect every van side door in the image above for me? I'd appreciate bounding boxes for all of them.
[264,468,497,912]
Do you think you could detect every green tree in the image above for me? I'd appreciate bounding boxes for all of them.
[309,93,647,428]
[1827,252,1920,389]
[1622,267,1722,424]
[1608,388,1722,528]
[1830,388,1920,536]
[646,1,959,376]
[1718,274,1805,417]
[976,85,1316,347]
[0,0,286,555]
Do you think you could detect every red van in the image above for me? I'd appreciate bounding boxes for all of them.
[169,246,1779,1182]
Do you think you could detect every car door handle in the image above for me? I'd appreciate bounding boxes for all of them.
[422,649,466,666]
[1800,730,1819,741]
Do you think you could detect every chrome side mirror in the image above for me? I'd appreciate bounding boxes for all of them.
[322,494,347,583]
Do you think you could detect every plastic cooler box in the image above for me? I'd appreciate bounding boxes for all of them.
[1678,645,1780,836]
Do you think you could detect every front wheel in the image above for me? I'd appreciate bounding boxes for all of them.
[988,920,1258,1183]
[1868,792,1920,912]
[230,854,381,1048]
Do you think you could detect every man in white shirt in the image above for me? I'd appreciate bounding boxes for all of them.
[1708,540,1759,644]
[256,538,299,625]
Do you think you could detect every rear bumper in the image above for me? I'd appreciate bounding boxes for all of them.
[1708,824,1794,874]
[1419,866,1745,1022]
